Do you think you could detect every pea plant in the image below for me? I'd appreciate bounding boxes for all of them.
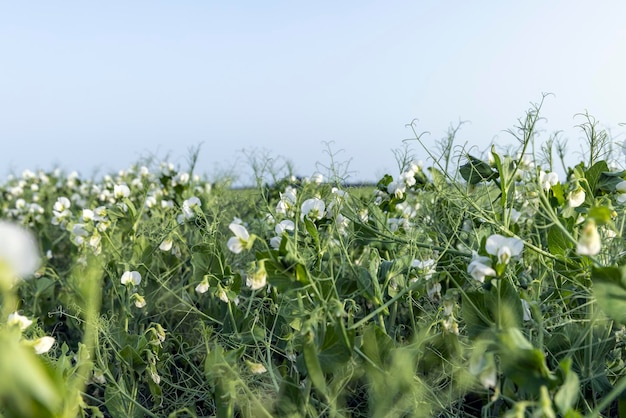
[1,100,626,417]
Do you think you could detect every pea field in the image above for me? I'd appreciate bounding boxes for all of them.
[3,101,626,417]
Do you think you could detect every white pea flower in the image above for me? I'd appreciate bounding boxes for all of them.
[181,196,201,220]
[247,361,268,374]
[121,270,142,286]
[195,280,209,294]
[159,238,173,252]
[387,180,406,199]
[269,236,283,250]
[577,220,601,256]
[567,187,586,208]
[539,171,559,191]
[246,261,267,291]
[82,209,95,222]
[149,370,161,385]
[32,336,56,354]
[132,294,146,308]
[485,234,523,265]
[469,352,497,389]
[7,312,33,331]
[71,223,89,246]
[0,221,41,280]
[217,288,229,303]
[310,173,324,184]
[411,259,437,280]
[427,282,442,300]
[510,208,522,223]
[275,219,295,235]
[227,222,252,254]
[52,196,71,225]
[467,252,496,283]
[399,170,416,187]
[616,181,626,204]
[301,198,325,221]
[113,184,131,200]
[270,220,295,249]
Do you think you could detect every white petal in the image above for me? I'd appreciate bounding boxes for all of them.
[227,236,243,254]
[485,234,506,256]
[228,223,249,240]
[33,336,55,354]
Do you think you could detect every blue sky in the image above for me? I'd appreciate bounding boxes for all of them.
[2,2,625,184]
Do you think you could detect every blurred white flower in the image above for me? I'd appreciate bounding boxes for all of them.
[181,196,201,220]
[387,180,406,199]
[411,259,437,280]
[150,370,161,385]
[52,196,71,225]
[269,236,282,250]
[217,288,229,303]
[270,220,295,249]
[132,293,146,308]
[113,184,131,200]
[7,312,33,331]
[567,187,586,208]
[32,336,55,354]
[246,262,267,290]
[577,220,601,256]
[616,181,626,204]
[275,219,295,235]
[0,221,41,279]
[427,282,442,300]
[310,173,324,184]
[248,361,268,374]
[121,270,142,286]
[539,171,559,191]
[71,223,89,245]
[399,170,416,187]
[159,238,173,252]
[510,208,522,223]
[82,209,95,222]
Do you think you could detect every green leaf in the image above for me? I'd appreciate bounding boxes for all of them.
[191,243,224,282]
[596,170,625,194]
[360,324,394,370]
[591,266,626,323]
[459,155,499,184]
[554,358,580,415]
[295,263,309,285]
[118,345,146,374]
[588,205,612,225]
[547,225,572,256]
[0,331,64,418]
[549,182,565,207]
[122,197,138,220]
[428,167,448,189]
[304,217,319,247]
[498,328,557,393]
[318,322,354,373]
[376,174,393,191]
[584,160,609,194]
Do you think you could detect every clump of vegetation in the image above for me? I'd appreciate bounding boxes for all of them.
[1,96,626,417]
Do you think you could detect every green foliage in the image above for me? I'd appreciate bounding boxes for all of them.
[2,103,626,417]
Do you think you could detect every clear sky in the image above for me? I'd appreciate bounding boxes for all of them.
[2,1,625,184]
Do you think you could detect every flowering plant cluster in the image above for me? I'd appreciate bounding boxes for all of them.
[2,106,626,416]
